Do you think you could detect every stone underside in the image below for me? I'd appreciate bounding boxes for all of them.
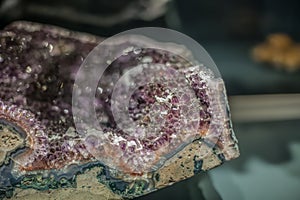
[0,124,24,166]
[0,21,239,199]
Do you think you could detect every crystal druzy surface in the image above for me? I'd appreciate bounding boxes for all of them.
[0,21,239,199]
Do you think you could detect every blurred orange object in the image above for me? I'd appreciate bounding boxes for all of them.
[252,33,300,71]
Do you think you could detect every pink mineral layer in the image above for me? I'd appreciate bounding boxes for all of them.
[0,21,239,199]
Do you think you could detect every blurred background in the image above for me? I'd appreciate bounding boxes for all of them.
[1,0,300,199]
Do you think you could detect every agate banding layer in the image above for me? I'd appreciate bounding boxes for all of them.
[0,21,239,199]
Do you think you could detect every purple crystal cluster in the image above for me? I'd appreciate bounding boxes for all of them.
[75,46,215,174]
[0,22,100,172]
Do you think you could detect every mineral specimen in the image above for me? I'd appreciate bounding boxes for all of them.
[0,21,239,199]
[252,33,300,71]
[1,0,170,27]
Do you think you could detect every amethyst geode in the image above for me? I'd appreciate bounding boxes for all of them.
[0,21,239,199]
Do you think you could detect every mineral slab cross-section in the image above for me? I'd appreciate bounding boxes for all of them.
[0,21,239,199]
